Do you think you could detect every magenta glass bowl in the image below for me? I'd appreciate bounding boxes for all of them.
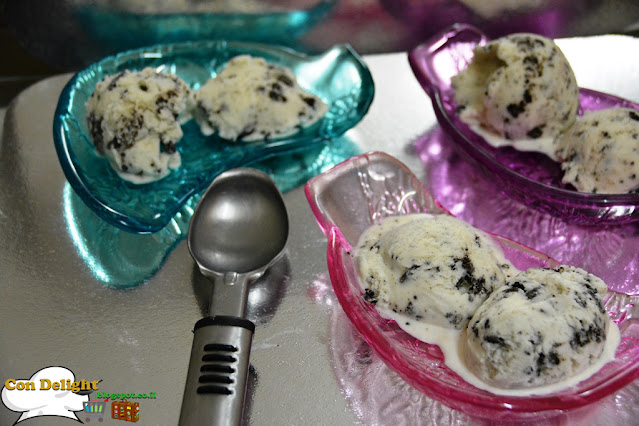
[304,151,639,419]
[408,23,639,225]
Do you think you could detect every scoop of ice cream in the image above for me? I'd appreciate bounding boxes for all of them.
[464,265,611,389]
[555,108,639,194]
[85,67,191,183]
[355,214,514,330]
[452,33,579,151]
[193,55,328,141]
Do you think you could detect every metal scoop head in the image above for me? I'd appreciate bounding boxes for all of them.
[188,168,289,279]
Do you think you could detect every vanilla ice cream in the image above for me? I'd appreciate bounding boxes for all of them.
[452,33,579,157]
[355,214,514,330]
[464,265,615,389]
[554,108,639,193]
[85,67,192,183]
[193,55,328,141]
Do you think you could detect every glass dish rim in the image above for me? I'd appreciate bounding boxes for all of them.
[53,39,374,233]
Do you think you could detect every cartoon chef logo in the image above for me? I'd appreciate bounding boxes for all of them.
[2,366,98,424]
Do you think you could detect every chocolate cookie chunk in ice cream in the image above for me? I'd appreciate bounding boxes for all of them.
[193,55,328,141]
[451,33,580,158]
[555,108,639,194]
[85,67,192,183]
[355,214,514,330]
[464,266,618,389]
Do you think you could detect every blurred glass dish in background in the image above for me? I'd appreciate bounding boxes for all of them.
[74,0,338,53]
[4,0,639,71]
[2,0,337,70]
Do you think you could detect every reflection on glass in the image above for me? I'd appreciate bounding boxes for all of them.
[415,127,639,295]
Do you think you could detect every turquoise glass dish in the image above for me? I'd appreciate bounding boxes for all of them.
[53,41,374,233]
[76,1,337,53]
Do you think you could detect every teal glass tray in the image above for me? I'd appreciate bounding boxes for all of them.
[53,40,374,233]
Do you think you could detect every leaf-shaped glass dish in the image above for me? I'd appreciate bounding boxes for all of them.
[53,41,374,233]
[304,151,639,418]
[408,23,639,226]
[75,0,338,54]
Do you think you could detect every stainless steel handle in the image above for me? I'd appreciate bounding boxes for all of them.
[179,316,254,426]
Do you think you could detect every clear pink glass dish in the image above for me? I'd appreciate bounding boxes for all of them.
[304,151,639,419]
[408,23,639,226]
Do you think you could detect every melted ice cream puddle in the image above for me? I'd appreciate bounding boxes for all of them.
[382,308,619,397]
[462,112,560,161]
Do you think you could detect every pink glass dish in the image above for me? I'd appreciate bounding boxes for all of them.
[408,23,639,225]
[304,151,639,418]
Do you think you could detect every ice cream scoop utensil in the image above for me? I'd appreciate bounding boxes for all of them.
[179,168,288,426]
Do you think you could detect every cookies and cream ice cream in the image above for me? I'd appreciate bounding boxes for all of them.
[355,214,514,330]
[555,108,639,194]
[193,55,328,141]
[451,33,579,157]
[464,266,616,389]
[85,67,192,183]
[354,214,620,395]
